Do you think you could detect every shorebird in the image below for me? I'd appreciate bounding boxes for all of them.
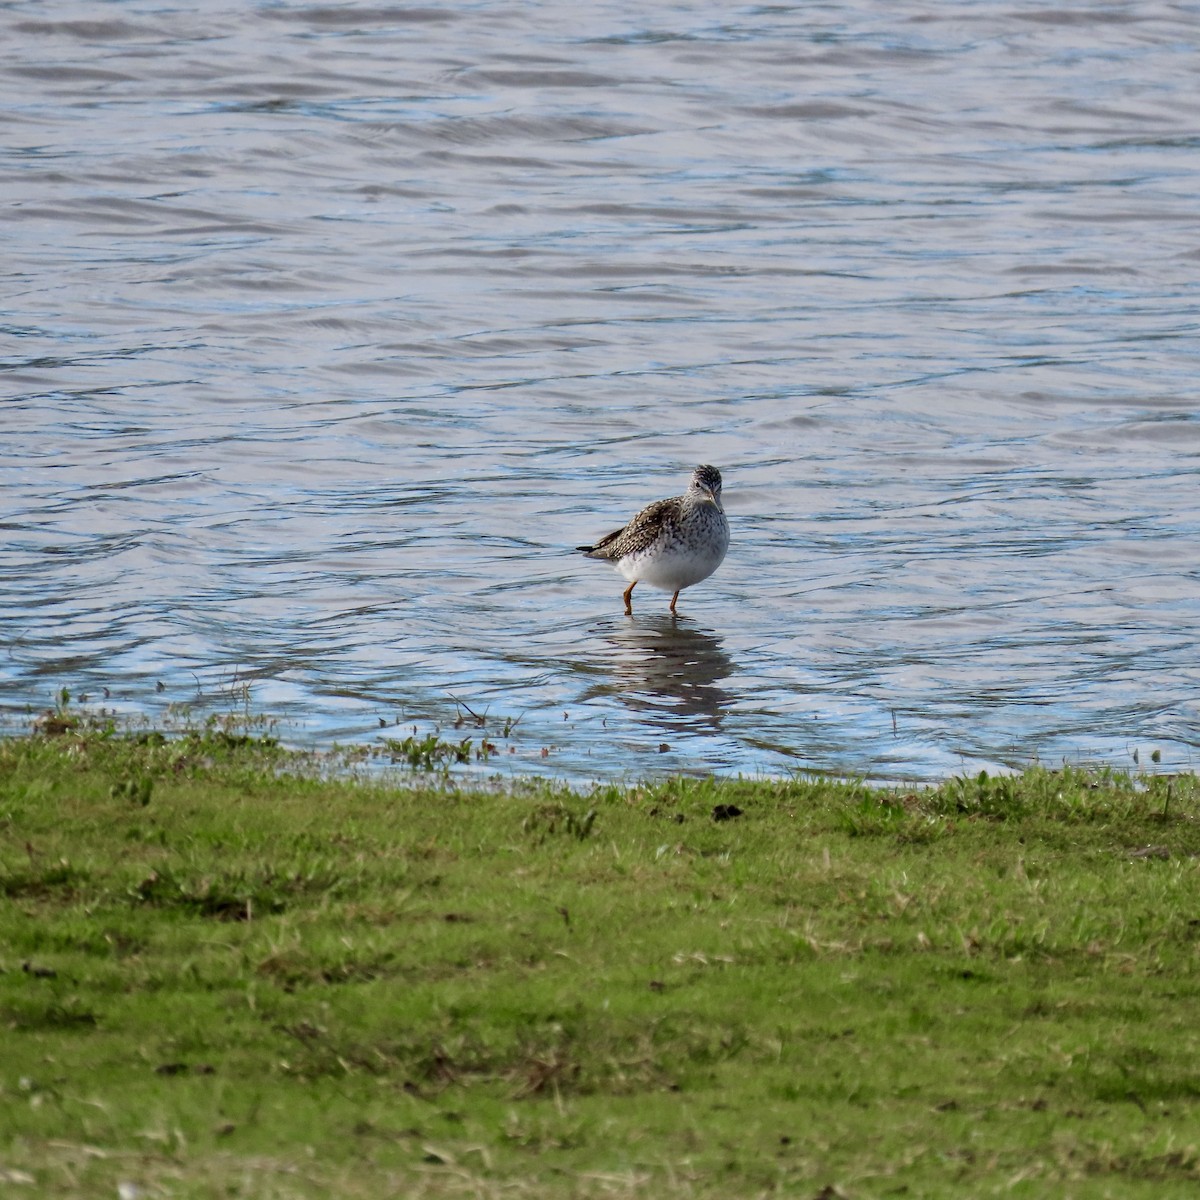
[576,464,729,616]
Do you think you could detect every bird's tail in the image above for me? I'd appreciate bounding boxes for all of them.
[577,528,623,559]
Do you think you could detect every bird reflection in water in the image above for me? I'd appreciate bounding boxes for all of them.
[581,614,735,734]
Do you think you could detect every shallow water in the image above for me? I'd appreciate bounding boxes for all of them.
[3,0,1199,782]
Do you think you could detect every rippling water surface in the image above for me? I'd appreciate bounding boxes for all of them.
[4,0,1199,781]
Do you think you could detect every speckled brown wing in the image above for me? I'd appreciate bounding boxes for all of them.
[577,497,680,561]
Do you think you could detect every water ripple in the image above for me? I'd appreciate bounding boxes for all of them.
[3,0,1199,779]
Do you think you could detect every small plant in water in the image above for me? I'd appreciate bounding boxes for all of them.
[449,696,523,740]
[382,733,473,771]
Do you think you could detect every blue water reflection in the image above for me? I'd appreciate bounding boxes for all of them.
[2,0,1199,781]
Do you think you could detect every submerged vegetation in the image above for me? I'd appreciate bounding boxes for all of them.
[2,714,1199,1197]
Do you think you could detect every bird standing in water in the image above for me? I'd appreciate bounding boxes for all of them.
[576,464,729,616]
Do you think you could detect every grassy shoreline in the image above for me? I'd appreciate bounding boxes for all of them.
[3,723,1199,1197]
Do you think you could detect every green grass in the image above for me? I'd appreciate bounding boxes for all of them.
[2,725,1200,1197]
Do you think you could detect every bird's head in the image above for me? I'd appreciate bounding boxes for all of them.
[690,464,723,509]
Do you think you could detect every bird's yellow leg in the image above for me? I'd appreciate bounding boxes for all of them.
[623,581,636,615]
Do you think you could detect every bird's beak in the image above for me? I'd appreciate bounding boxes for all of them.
[702,485,719,505]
